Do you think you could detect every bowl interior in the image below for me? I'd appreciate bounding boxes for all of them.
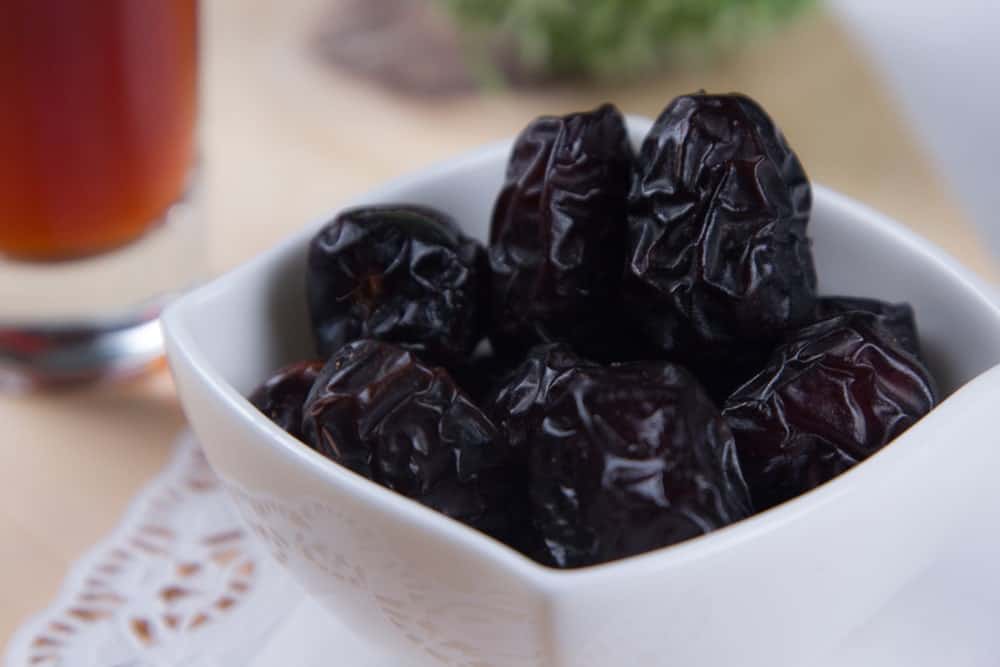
[176,118,1000,414]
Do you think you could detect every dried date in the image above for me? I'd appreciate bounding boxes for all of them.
[249,360,324,441]
[307,205,488,366]
[625,92,816,361]
[301,340,517,539]
[814,296,922,359]
[723,311,937,510]
[491,349,751,568]
[489,104,633,357]
[487,343,597,460]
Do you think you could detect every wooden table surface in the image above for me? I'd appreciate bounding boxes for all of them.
[2,0,996,646]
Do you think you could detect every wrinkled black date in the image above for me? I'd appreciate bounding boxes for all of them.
[249,360,324,441]
[487,343,598,460]
[814,296,922,359]
[301,340,517,539]
[489,104,633,357]
[723,311,937,510]
[491,346,751,568]
[307,205,488,366]
[625,93,816,360]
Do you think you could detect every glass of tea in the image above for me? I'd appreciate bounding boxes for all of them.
[0,0,202,389]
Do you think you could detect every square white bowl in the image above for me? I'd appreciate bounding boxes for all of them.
[163,117,1000,667]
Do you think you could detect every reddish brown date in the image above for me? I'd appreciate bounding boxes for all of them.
[625,93,816,362]
[491,346,751,568]
[307,205,488,367]
[248,360,324,441]
[301,340,517,539]
[489,104,633,358]
[723,311,937,510]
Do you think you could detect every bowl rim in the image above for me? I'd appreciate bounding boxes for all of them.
[163,123,1000,592]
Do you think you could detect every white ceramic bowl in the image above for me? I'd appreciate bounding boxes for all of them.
[163,117,1000,667]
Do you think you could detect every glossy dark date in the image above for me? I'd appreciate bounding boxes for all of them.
[300,340,517,539]
[814,296,922,359]
[248,360,324,441]
[489,104,633,358]
[698,296,926,405]
[625,92,816,361]
[307,205,488,367]
[487,343,597,460]
[723,311,937,510]
[491,347,751,568]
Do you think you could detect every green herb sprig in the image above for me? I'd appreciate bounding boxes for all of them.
[438,0,815,80]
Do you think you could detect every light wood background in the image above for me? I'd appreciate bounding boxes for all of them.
[2,0,995,645]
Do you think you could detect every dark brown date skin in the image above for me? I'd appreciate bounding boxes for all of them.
[307,205,488,367]
[249,360,324,441]
[814,296,922,359]
[489,104,633,358]
[300,340,518,540]
[625,92,816,361]
[698,297,925,405]
[491,345,751,568]
[487,343,598,461]
[723,311,937,511]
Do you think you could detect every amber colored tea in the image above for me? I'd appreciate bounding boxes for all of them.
[0,0,198,261]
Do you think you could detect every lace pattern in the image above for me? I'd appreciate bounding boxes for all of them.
[4,433,296,667]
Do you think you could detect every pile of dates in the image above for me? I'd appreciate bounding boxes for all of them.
[250,93,938,569]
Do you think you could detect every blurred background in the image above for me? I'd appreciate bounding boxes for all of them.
[201,0,998,278]
[5,0,997,389]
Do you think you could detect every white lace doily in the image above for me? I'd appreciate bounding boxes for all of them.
[3,433,300,667]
